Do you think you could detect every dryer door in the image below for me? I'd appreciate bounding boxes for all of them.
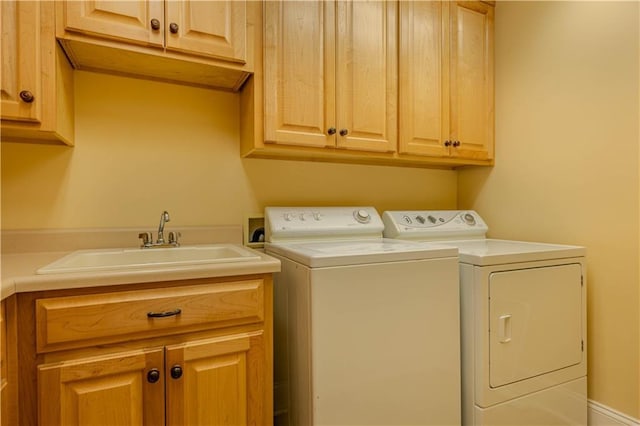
[489,263,583,388]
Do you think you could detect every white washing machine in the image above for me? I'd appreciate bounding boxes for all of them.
[383,210,587,426]
[265,206,461,426]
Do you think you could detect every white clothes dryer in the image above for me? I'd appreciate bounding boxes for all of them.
[265,207,461,426]
[383,210,587,426]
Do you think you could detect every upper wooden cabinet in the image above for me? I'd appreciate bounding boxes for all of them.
[450,1,494,161]
[0,1,74,145]
[263,0,397,153]
[243,0,494,168]
[399,0,494,161]
[56,0,254,91]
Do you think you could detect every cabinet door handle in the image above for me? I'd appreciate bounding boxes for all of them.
[452,140,461,147]
[147,368,160,383]
[169,22,179,34]
[150,18,160,31]
[19,90,34,103]
[147,308,182,318]
[327,127,336,135]
[339,129,348,136]
[170,365,183,379]
[444,140,451,147]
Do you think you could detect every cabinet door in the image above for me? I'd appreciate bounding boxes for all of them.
[38,348,165,426]
[62,0,164,47]
[398,1,450,157]
[335,0,397,152]
[264,1,336,148]
[1,0,41,123]
[165,0,246,63]
[166,333,265,426]
[449,1,494,160]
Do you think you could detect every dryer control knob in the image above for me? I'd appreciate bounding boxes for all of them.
[354,209,371,224]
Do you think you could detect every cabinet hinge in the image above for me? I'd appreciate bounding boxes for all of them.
[581,340,584,352]
[581,275,584,287]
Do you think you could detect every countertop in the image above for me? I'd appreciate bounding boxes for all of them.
[1,226,280,299]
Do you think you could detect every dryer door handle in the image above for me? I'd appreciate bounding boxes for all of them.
[498,314,512,343]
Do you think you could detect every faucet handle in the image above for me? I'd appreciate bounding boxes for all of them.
[168,231,181,246]
[138,232,152,247]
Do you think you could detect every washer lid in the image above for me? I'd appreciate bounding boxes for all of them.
[437,239,585,265]
[265,238,457,268]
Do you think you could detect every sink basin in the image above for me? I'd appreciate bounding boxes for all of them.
[36,244,261,274]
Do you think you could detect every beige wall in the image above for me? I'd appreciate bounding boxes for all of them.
[1,71,456,230]
[459,1,639,419]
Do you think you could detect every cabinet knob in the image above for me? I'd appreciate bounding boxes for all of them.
[19,90,34,103]
[170,365,183,379]
[444,140,452,147]
[452,140,460,147]
[147,368,160,383]
[327,127,336,135]
[150,18,160,31]
[339,129,348,137]
[169,22,179,34]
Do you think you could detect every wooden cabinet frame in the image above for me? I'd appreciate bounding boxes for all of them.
[242,0,495,169]
[1,1,74,145]
[56,0,254,91]
[15,274,273,426]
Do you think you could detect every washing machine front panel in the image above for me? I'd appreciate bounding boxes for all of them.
[489,263,583,387]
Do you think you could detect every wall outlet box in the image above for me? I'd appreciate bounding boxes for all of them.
[244,214,265,248]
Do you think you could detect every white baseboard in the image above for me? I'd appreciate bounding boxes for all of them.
[589,400,640,426]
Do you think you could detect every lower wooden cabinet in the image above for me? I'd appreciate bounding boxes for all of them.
[1,297,17,426]
[16,275,273,426]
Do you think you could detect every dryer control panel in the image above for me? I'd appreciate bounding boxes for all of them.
[382,210,488,240]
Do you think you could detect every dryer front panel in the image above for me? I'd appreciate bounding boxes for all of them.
[488,263,583,388]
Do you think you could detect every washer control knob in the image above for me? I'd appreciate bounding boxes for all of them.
[462,213,476,226]
[354,209,371,224]
[284,213,293,221]
[312,212,322,221]
[428,215,437,224]
[416,215,426,224]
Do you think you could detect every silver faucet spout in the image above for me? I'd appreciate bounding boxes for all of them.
[157,210,170,244]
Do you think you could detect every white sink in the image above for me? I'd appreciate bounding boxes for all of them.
[36,244,261,274]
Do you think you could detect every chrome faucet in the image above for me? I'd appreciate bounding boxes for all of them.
[157,210,170,244]
[138,211,180,248]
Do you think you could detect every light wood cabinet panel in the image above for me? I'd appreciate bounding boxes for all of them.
[450,1,494,160]
[57,0,252,91]
[398,1,449,157]
[38,348,165,426]
[399,0,494,161]
[36,279,264,353]
[1,1,41,123]
[1,297,17,426]
[335,1,397,152]
[0,1,74,145]
[263,0,396,153]
[166,0,247,63]
[62,0,164,47]
[166,334,254,426]
[263,1,335,148]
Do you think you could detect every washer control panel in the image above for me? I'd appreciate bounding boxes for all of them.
[265,206,384,242]
[382,210,488,240]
